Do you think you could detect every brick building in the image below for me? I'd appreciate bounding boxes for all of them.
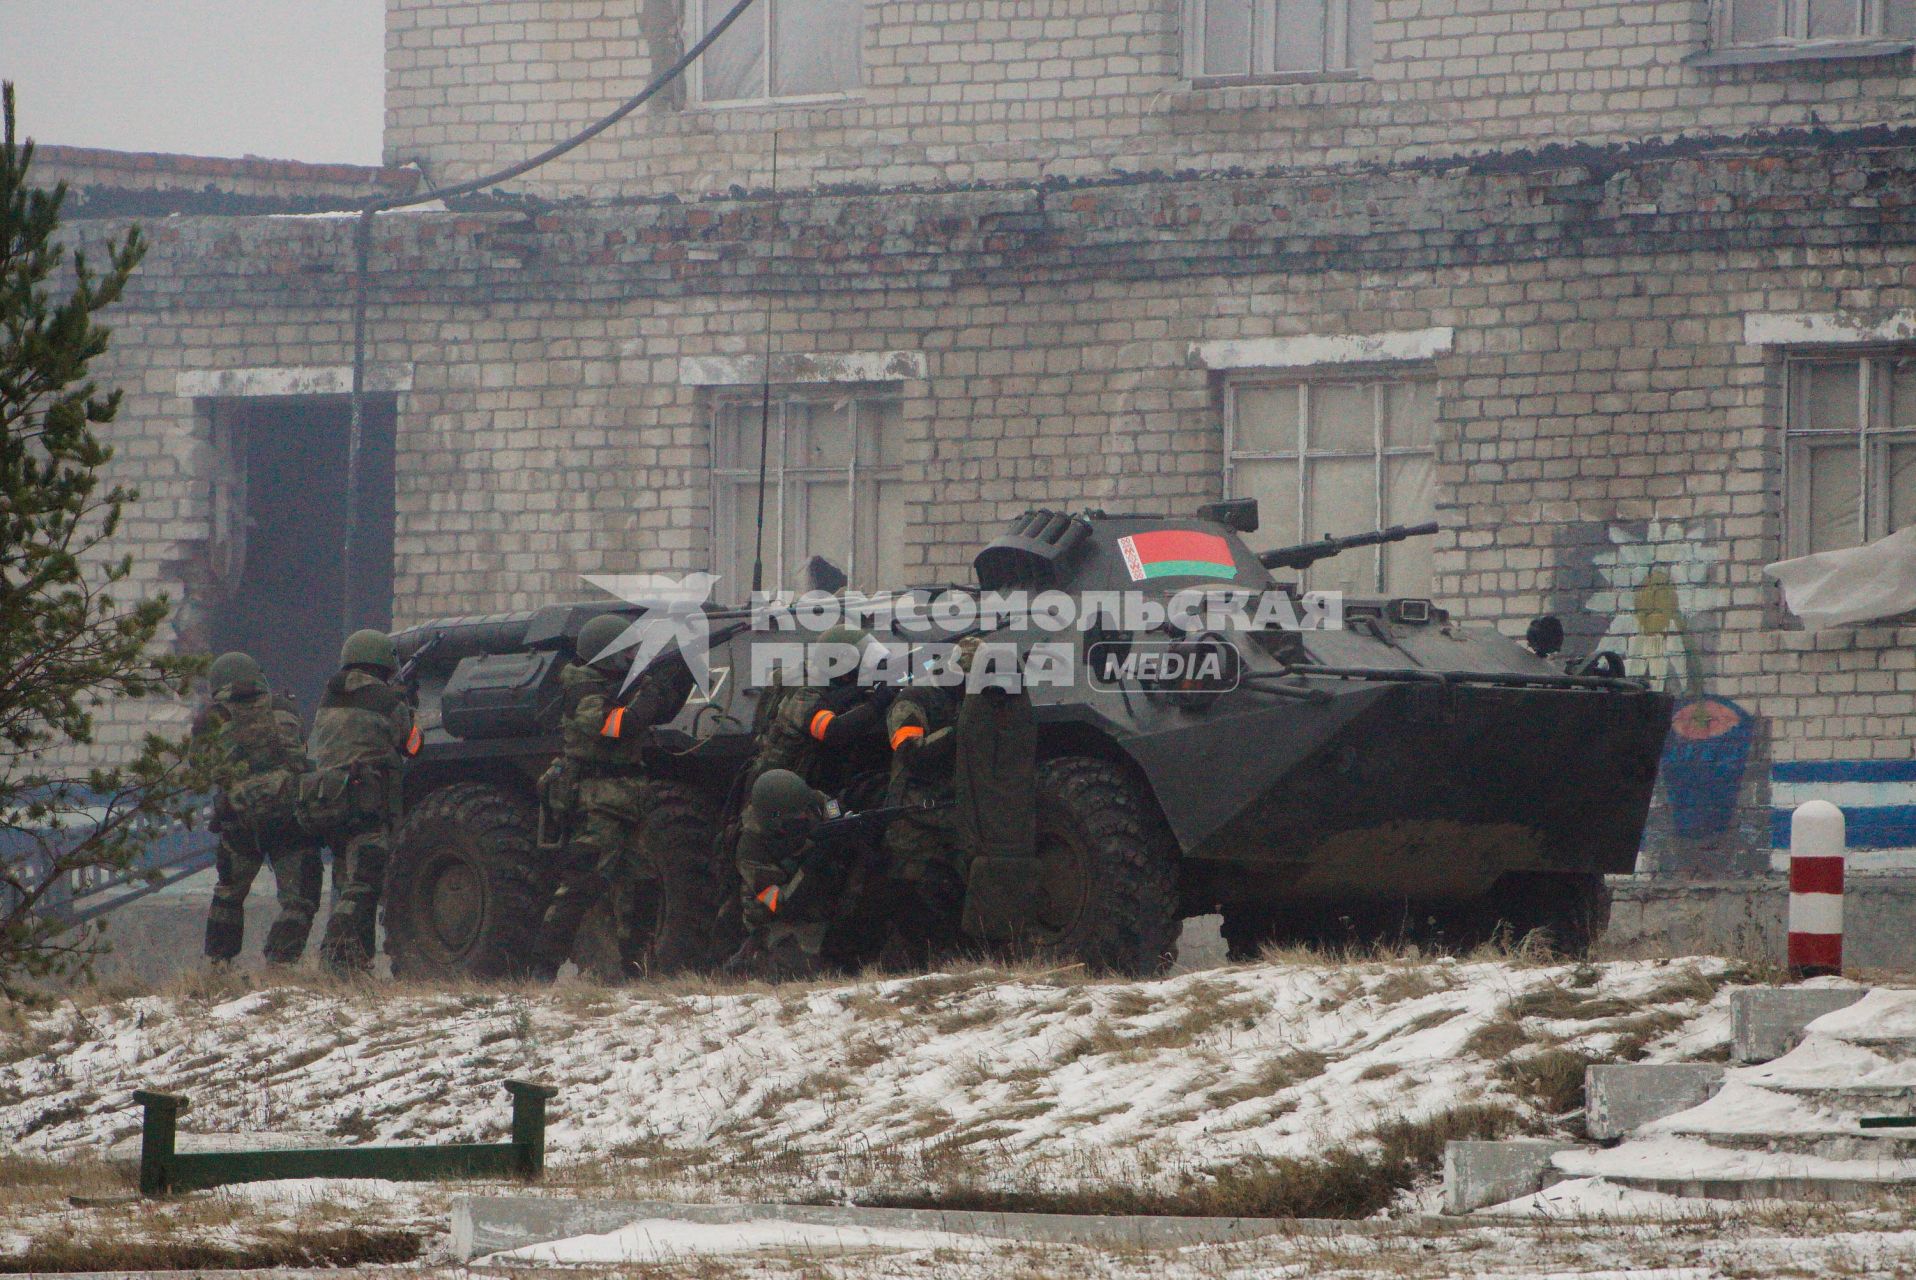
[53,0,1916,873]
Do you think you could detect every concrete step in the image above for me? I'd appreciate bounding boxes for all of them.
[1554,1135,1916,1204]
[1584,1063,1724,1141]
[1732,987,1869,1063]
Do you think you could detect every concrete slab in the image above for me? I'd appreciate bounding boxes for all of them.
[1442,1140,1583,1215]
[1732,987,1870,1063]
[1585,1064,1726,1141]
[449,1196,1394,1261]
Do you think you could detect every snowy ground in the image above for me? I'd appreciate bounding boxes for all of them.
[5,953,1907,1276]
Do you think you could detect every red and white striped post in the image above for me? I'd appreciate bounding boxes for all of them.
[1787,799,1846,979]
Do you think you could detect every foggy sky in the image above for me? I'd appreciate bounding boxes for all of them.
[3,0,384,165]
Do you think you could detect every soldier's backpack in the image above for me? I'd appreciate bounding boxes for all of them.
[215,690,308,834]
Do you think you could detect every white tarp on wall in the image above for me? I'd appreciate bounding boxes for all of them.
[1765,526,1916,630]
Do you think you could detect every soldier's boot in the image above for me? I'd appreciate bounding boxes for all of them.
[262,909,316,967]
[203,899,245,963]
[530,874,606,981]
[318,901,376,975]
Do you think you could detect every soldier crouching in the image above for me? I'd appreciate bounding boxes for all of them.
[726,769,838,978]
[195,652,322,966]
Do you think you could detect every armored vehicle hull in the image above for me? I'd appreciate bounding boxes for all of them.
[384,506,1670,977]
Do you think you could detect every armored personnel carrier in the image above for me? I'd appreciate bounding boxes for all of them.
[383,501,1670,978]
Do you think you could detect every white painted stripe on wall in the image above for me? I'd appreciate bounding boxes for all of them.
[177,365,415,398]
[1745,311,1916,346]
[1773,781,1916,808]
[1787,893,1844,935]
[676,350,929,386]
[1189,327,1455,371]
[1772,848,1916,873]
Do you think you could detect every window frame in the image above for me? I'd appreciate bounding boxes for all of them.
[709,385,903,600]
[1715,0,1896,48]
[1783,352,1916,558]
[1221,369,1437,595]
[1185,0,1373,85]
[686,0,865,109]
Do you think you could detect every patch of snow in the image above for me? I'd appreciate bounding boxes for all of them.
[485,1216,982,1262]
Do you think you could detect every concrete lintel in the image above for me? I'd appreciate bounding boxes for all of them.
[1189,327,1454,372]
[676,350,929,386]
[177,365,414,398]
[1443,1140,1583,1215]
[1732,986,1869,1063]
[1744,311,1916,347]
[1585,1064,1726,1141]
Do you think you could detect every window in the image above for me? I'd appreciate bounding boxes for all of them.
[1224,376,1436,596]
[1716,0,1916,47]
[1785,357,1916,557]
[693,0,864,104]
[711,390,905,600]
[1189,0,1373,81]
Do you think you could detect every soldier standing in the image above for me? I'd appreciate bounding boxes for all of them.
[195,652,322,966]
[530,612,694,980]
[303,629,418,975]
[878,680,968,966]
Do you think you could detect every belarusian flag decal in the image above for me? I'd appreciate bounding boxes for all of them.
[1117,530,1239,582]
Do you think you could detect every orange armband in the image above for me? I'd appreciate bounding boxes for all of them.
[405,725,422,756]
[890,724,926,751]
[602,706,626,738]
[808,709,835,741]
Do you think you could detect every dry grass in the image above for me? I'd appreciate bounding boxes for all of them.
[860,1104,1520,1221]
[0,1227,419,1273]
[1497,1048,1599,1116]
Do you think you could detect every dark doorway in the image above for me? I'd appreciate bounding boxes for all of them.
[208,394,397,724]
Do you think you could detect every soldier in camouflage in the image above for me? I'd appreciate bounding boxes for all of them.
[727,626,891,944]
[727,768,835,977]
[302,629,419,975]
[530,612,694,980]
[878,678,968,965]
[194,652,321,966]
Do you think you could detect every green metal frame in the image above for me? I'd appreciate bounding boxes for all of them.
[134,1079,557,1196]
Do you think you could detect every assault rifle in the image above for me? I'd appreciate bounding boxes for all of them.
[1259,521,1440,573]
[395,632,445,688]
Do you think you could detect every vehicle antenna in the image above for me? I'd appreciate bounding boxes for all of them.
[749,130,781,597]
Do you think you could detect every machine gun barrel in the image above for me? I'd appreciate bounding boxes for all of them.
[1258,521,1440,573]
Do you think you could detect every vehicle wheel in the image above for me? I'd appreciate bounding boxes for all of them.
[385,781,548,980]
[633,779,722,975]
[1028,756,1179,976]
[1484,871,1612,958]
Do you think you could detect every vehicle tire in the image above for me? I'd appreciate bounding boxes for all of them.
[1028,756,1179,976]
[385,781,549,980]
[633,779,723,975]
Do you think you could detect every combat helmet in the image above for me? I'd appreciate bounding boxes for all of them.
[576,614,633,671]
[744,769,822,833]
[207,651,265,696]
[812,624,879,686]
[340,628,398,673]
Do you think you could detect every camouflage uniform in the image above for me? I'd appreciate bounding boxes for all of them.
[195,670,321,965]
[880,684,968,961]
[729,771,834,975]
[305,658,417,973]
[732,680,886,923]
[530,658,689,977]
